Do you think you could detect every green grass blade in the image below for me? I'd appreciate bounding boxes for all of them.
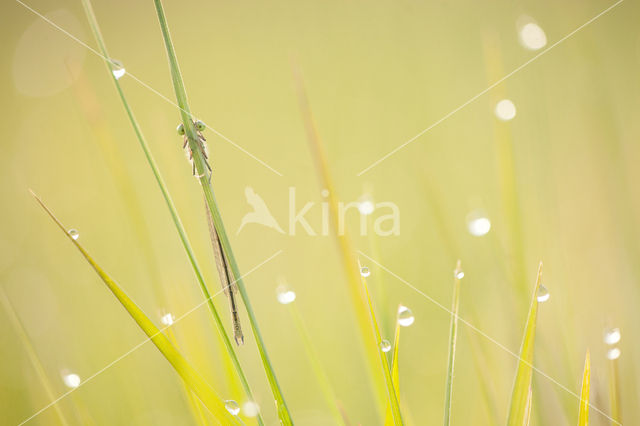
[384,314,402,426]
[30,192,239,425]
[0,290,70,426]
[578,351,591,426]
[443,260,463,426]
[288,301,345,426]
[506,262,543,426]
[80,2,262,424]
[360,263,404,426]
[151,1,292,423]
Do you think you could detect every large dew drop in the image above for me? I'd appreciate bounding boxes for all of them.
[360,266,371,278]
[68,229,79,240]
[495,99,517,121]
[397,305,415,327]
[518,19,547,50]
[224,400,240,416]
[606,347,621,360]
[466,211,491,237]
[380,339,392,353]
[276,285,296,305]
[110,59,126,80]
[62,372,81,388]
[604,328,621,345]
[536,285,550,303]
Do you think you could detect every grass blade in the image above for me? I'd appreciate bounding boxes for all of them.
[0,290,70,426]
[80,2,262,423]
[506,262,543,426]
[151,1,292,422]
[360,262,404,425]
[578,350,591,426]
[30,192,239,425]
[293,67,388,415]
[287,300,345,425]
[383,313,402,426]
[443,260,463,426]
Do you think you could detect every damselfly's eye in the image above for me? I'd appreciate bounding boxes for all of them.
[195,120,206,131]
[177,123,185,135]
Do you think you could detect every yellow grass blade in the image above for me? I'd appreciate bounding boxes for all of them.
[506,262,543,426]
[443,260,463,426]
[360,263,404,425]
[384,317,402,426]
[31,192,239,425]
[578,351,591,426]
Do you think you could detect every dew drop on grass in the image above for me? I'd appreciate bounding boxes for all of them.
[536,285,550,303]
[397,305,415,327]
[494,99,516,121]
[160,313,175,326]
[68,229,79,240]
[380,339,392,352]
[606,347,621,360]
[518,21,547,50]
[62,373,81,388]
[224,400,240,416]
[358,199,375,215]
[454,268,465,280]
[604,328,621,345]
[360,267,371,277]
[243,401,260,417]
[110,59,126,80]
[276,285,296,305]
[466,212,491,236]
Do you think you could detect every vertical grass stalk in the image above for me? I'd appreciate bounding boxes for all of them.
[80,2,263,424]
[151,1,292,423]
[443,260,463,426]
[578,350,591,426]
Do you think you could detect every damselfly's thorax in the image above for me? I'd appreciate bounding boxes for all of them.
[177,120,211,178]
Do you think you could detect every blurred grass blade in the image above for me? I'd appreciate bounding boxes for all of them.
[384,315,402,426]
[288,301,345,425]
[0,290,70,426]
[578,351,591,426]
[443,260,463,426]
[524,387,533,426]
[607,350,621,425]
[506,262,543,426]
[294,66,388,414]
[30,192,239,425]
[151,1,292,423]
[80,2,262,424]
[360,262,404,425]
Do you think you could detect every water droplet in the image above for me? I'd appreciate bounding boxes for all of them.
[224,400,240,416]
[68,229,79,240]
[360,267,371,278]
[466,211,491,236]
[518,20,547,50]
[243,401,260,417]
[62,373,81,388]
[604,328,621,345]
[536,285,550,303]
[358,199,375,215]
[397,305,415,327]
[606,347,621,360]
[380,339,391,352]
[495,99,516,121]
[195,120,206,131]
[177,123,185,135]
[454,268,464,280]
[276,285,296,305]
[160,313,175,326]
[110,59,126,80]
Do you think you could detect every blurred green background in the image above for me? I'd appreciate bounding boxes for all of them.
[1,0,639,424]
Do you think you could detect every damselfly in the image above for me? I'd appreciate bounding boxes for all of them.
[178,119,244,345]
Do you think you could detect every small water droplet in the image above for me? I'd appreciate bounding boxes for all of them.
[68,229,79,240]
[380,339,391,352]
[242,401,260,417]
[110,59,126,80]
[494,99,517,121]
[321,189,330,197]
[276,285,296,305]
[62,372,81,388]
[177,123,185,135]
[195,120,206,131]
[360,267,371,277]
[160,313,175,326]
[358,197,375,215]
[397,305,415,327]
[606,347,621,360]
[536,285,550,303]
[224,400,240,415]
[604,328,621,345]
[466,211,491,236]
[518,18,547,50]
[454,268,464,280]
